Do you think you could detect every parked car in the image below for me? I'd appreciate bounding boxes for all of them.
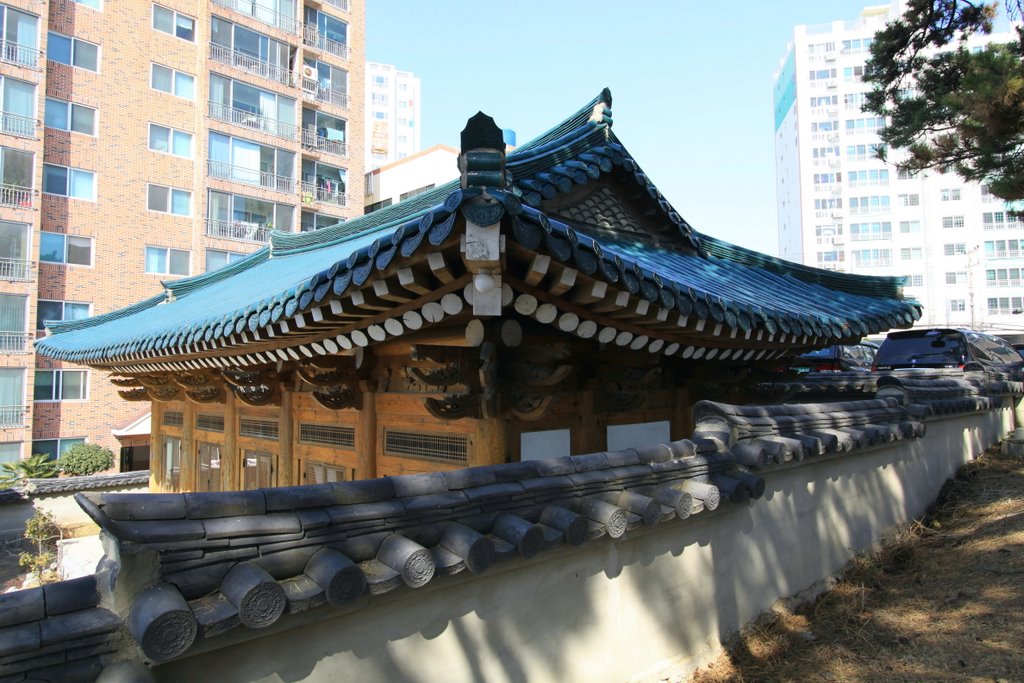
[1014,343,1024,361]
[873,328,1024,375]
[790,341,879,373]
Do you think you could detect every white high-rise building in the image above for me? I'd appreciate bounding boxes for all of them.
[774,2,1022,333]
[365,62,421,170]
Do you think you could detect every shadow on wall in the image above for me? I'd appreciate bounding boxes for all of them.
[152,411,1005,683]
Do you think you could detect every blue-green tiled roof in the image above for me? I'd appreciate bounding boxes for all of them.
[36,89,919,365]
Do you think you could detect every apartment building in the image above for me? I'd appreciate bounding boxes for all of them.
[364,61,419,170]
[774,1,1020,332]
[0,0,365,471]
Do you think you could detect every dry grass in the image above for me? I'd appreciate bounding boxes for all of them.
[690,449,1024,683]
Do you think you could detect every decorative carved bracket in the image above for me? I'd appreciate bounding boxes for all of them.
[297,359,361,411]
[222,368,279,407]
[117,388,151,402]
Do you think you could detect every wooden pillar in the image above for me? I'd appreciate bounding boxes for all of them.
[575,390,602,455]
[357,384,377,480]
[149,401,162,491]
[180,400,196,493]
[475,417,508,466]
[671,387,694,441]
[277,388,293,487]
[223,392,238,491]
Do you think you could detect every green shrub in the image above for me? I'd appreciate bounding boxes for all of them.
[0,453,59,486]
[59,443,114,477]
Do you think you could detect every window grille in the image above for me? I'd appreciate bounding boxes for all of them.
[299,423,355,448]
[162,411,183,427]
[383,429,469,464]
[239,418,279,440]
[196,414,225,432]
[305,459,350,484]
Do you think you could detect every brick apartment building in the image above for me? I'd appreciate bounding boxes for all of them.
[0,0,365,471]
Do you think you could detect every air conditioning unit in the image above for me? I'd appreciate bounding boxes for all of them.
[301,64,316,80]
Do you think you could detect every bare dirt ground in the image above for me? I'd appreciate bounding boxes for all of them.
[690,447,1024,683]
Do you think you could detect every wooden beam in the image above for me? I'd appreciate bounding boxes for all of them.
[358,382,377,480]
[278,388,294,487]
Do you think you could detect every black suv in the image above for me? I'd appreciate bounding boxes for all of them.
[790,341,879,373]
[873,328,1024,375]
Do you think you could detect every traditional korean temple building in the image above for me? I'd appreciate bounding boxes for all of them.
[35,89,922,494]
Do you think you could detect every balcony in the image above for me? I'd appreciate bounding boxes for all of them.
[301,79,348,109]
[209,43,294,87]
[1,112,35,139]
[0,184,33,210]
[0,41,39,69]
[207,101,297,141]
[205,217,272,243]
[301,180,346,207]
[208,159,296,193]
[0,332,31,353]
[210,0,300,34]
[302,26,350,60]
[989,279,1024,288]
[0,258,32,281]
[0,404,28,428]
[301,128,347,158]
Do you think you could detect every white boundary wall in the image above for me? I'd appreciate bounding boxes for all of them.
[156,406,1012,683]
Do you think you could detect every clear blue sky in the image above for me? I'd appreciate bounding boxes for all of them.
[366,0,876,257]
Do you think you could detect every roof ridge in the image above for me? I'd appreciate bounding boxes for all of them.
[43,292,168,336]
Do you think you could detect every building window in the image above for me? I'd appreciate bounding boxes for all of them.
[941,215,965,229]
[39,232,92,266]
[163,436,181,489]
[899,220,921,233]
[949,299,966,313]
[152,4,194,41]
[304,460,350,484]
[851,248,892,267]
[32,438,86,461]
[1,77,36,138]
[145,246,190,275]
[943,243,967,256]
[42,164,95,200]
[33,369,88,402]
[941,188,962,201]
[364,198,392,214]
[0,442,20,464]
[47,32,99,72]
[897,193,920,207]
[399,184,434,202]
[0,7,38,69]
[906,274,924,287]
[197,442,222,492]
[849,221,891,241]
[151,64,194,100]
[147,184,191,216]
[36,299,90,330]
[900,247,922,260]
[44,98,96,135]
[0,294,27,348]
[946,271,967,285]
[985,239,1021,258]
[206,248,245,272]
[244,450,273,489]
[148,124,192,157]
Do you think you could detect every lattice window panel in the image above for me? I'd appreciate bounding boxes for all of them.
[305,460,351,484]
[196,414,225,432]
[299,423,355,448]
[239,418,279,440]
[383,429,469,464]
[162,411,184,427]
